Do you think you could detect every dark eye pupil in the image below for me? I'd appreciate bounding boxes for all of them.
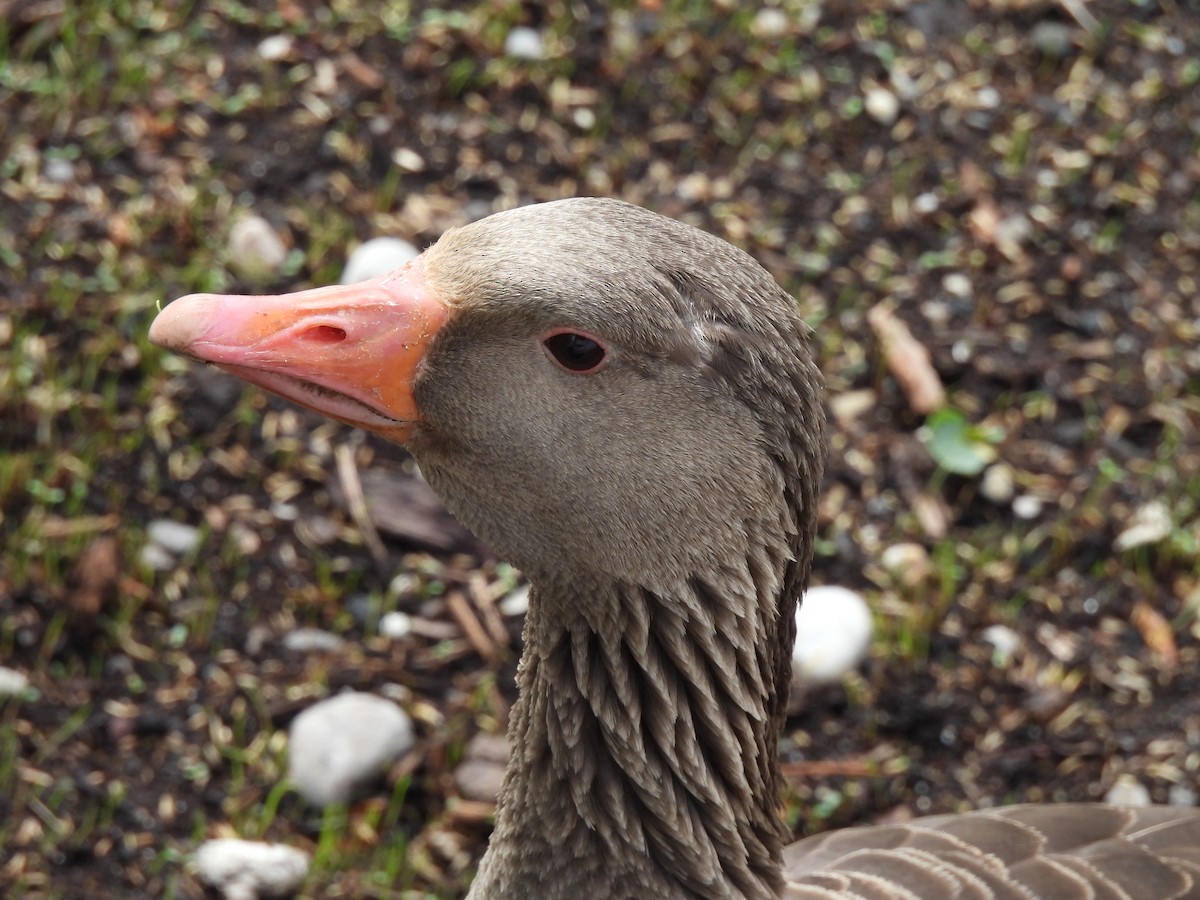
[544,333,606,372]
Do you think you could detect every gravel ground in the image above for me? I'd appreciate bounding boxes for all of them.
[2,2,1199,897]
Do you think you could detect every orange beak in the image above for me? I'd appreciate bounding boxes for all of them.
[148,261,448,444]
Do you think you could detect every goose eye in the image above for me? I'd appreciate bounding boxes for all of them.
[542,331,607,373]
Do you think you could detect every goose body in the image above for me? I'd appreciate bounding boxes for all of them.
[151,198,1200,899]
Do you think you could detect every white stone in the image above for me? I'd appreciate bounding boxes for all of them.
[913,192,940,214]
[1104,775,1151,807]
[864,87,900,125]
[340,237,420,285]
[454,732,509,802]
[139,542,177,572]
[828,389,876,424]
[975,86,1001,109]
[1012,494,1043,520]
[752,8,789,38]
[228,215,288,280]
[792,586,873,685]
[1114,500,1172,552]
[942,272,972,298]
[890,67,919,101]
[147,519,202,555]
[676,172,712,203]
[256,34,294,62]
[981,624,1021,666]
[288,692,414,807]
[379,611,412,640]
[281,628,345,653]
[270,502,298,522]
[0,666,30,696]
[1031,21,1074,58]
[980,463,1016,504]
[880,542,930,587]
[504,26,544,61]
[1168,784,1197,807]
[379,682,411,704]
[44,157,75,184]
[193,838,309,900]
[499,584,530,617]
[390,147,426,172]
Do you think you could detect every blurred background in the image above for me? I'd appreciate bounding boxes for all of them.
[2,1,1199,897]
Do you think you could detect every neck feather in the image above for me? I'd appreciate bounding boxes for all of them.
[469,542,795,900]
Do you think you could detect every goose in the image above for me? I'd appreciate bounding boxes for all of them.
[150,198,1200,899]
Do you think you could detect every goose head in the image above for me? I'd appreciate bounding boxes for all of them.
[151,199,825,592]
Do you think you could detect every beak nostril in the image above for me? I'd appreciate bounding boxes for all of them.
[302,325,347,344]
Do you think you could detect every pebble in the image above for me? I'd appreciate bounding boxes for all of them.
[913,192,940,214]
[281,628,345,653]
[379,682,412,704]
[139,542,177,572]
[147,519,202,556]
[1104,776,1151,807]
[499,584,530,617]
[391,147,426,172]
[1168,784,1197,807]
[270,502,298,522]
[995,212,1032,256]
[941,272,972,298]
[1113,500,1172,552]
[244,626,270,657]
[1023,686,1070,724]
[879,542,931,587]
[981,624,1021,666]
[1031,21,1074,58]
[792,586,873,685]
[256,34,294,62]
[974,86,1001,109]
[287,692,414,807]
[752,8,788,39]
[340,237,420,285]
[828,389,876,425]
[0,666,30,696]
[44,156,75,184]
[454,732,510,802]
[193,838,309,900]
[676,172,712,203]
[864,87,900,125]
[1012,494,1043,520]
[504,26,544,61]
[227,215,288,281]
[379,611,412,640]
[980,463,1016,504]
[229,522,262,555]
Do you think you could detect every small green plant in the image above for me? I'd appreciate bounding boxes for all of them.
[921,407,1001,477]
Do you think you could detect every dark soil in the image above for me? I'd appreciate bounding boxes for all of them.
[3,1,1199,897]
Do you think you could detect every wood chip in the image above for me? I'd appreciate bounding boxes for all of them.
[780,757,877,778]
[445,591,499,664]
[1131,601,1178,669]
[334,442,389,567]
[38,513,119,539]
[68,535,120,617]
[867,303,946,415]
[468,573,510,649]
